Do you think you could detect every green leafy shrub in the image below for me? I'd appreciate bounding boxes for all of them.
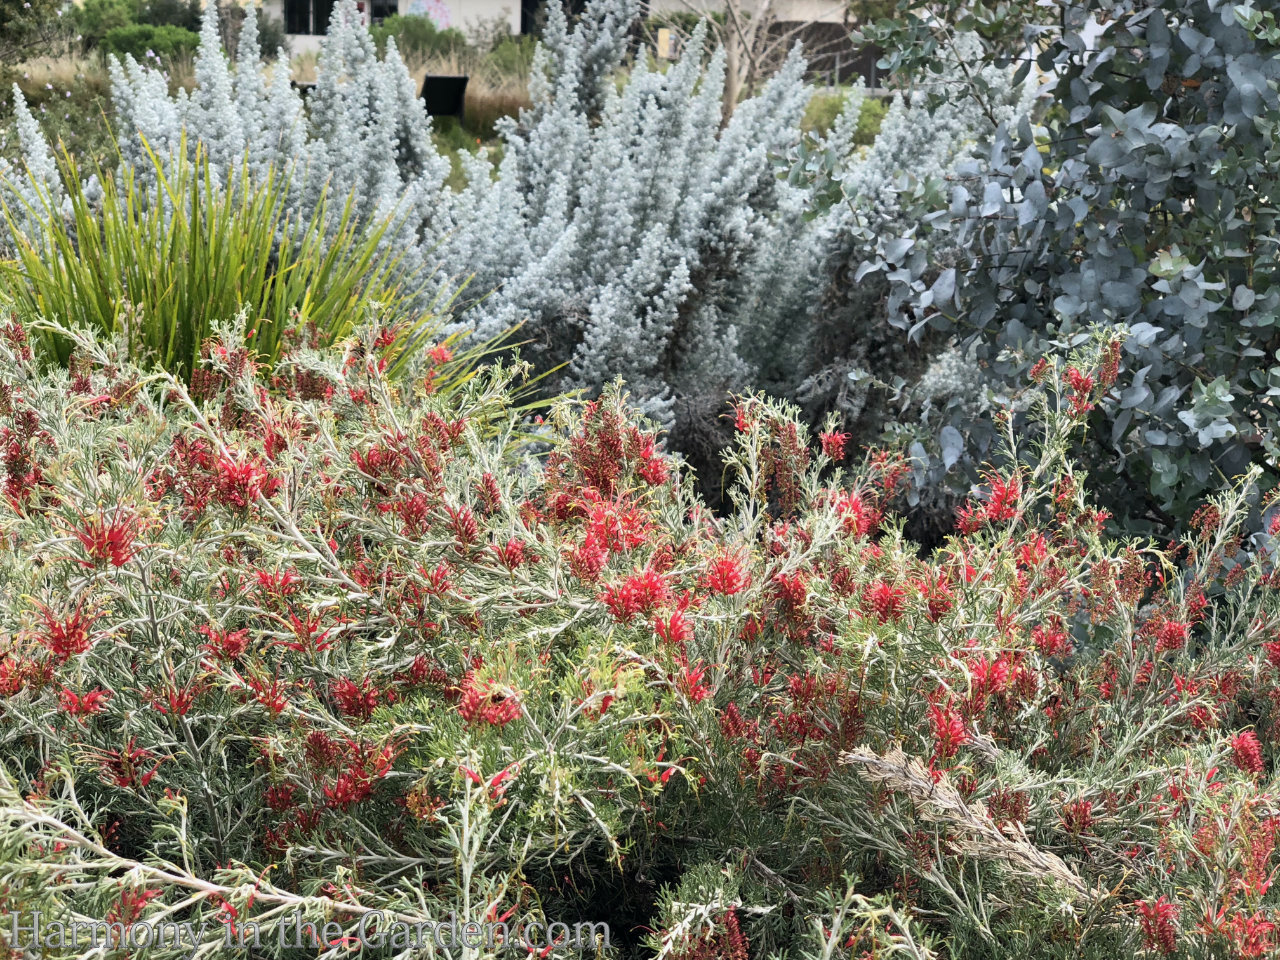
[462,85,531,140]
[103,22,200,60]
[0,0,71,67]
[861,0,1280,535]
[136,0,201,32]
[803,88,886,146]
[217,0,289,61]
[253,7,287,58]
[853,91,886,145]
[72,0,139,50]
[2,68,115,174]
[643,9,724,34]
[370,13,467,60]
[485,32,537,77]
[0,145,417,379]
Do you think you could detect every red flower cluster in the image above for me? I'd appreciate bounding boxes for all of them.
[73,508,144,567]
[37,603,98,662]
[601,568,671,622]
[331,676,382,721]
[1233,730,1266,775]
[702,554,749,596]
[928,698,968,765]
[667,909,749,960]
[1136,896,1179,956]
[199,624,251,661]
[956,473,1022,532]
[59,686,111,719]
[819,429,849,461]
[863,580,906,624]
[212,450,281,510]
[457,673,522,727]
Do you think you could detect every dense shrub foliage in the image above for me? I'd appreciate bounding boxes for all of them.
[0,0,70,68]
[73,0,286,60]
[1,0,1026,513]
[861,0,1280,533]
[101,23,200,63]
[370,13,468,60]
[9,0,1280,955]
[0,323,1279,958]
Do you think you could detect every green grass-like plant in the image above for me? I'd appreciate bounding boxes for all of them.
[1,141,416,379]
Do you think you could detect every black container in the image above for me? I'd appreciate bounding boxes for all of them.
[420,74,469,125]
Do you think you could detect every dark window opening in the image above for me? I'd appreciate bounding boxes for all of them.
[283,0,337,34]
[520,0,539,34]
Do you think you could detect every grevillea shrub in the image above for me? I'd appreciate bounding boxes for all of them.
[3,323,1280,958]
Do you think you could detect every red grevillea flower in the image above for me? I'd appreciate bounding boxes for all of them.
[702,555,749,597]
[1032,620,1073,657]
[73,508,143,567]
[833,490,879,538]
[1060,798,1093,834]
[638,455,669,486]
[918,573,953,622]
[1232,730,1265,775]
[107,887,163,926]
[95,738,164,790]
[324,770,374,809]
[150,681,200,717]
[601,568,671,622]
[583,498,653,553]
[490,537,528,571]
[676,660,711,703]
[1065,367,1096,416]
[199,624,251,661]
[955,503,985,535]
[245,674,290,715]
[569,533,608,582]
[928,699,968,763]
[864,581,906,624]
[771,572,808,614]
[1135,896,1179,956]
[819,430,849,461]
[446,503,479,548]
[212,450,280,509]
[264,784,296,811]
[331,676,381,721]
[654,610,693,646]
[38,602,98,662]
[1154,618,1190,653]
[59,687,111,719]
[719,909,749,960]
[984,473,1021,523]
[322,739,401,809]
[457,673,522,727]
[277,611,334,653]
[1226,911,1277,958]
